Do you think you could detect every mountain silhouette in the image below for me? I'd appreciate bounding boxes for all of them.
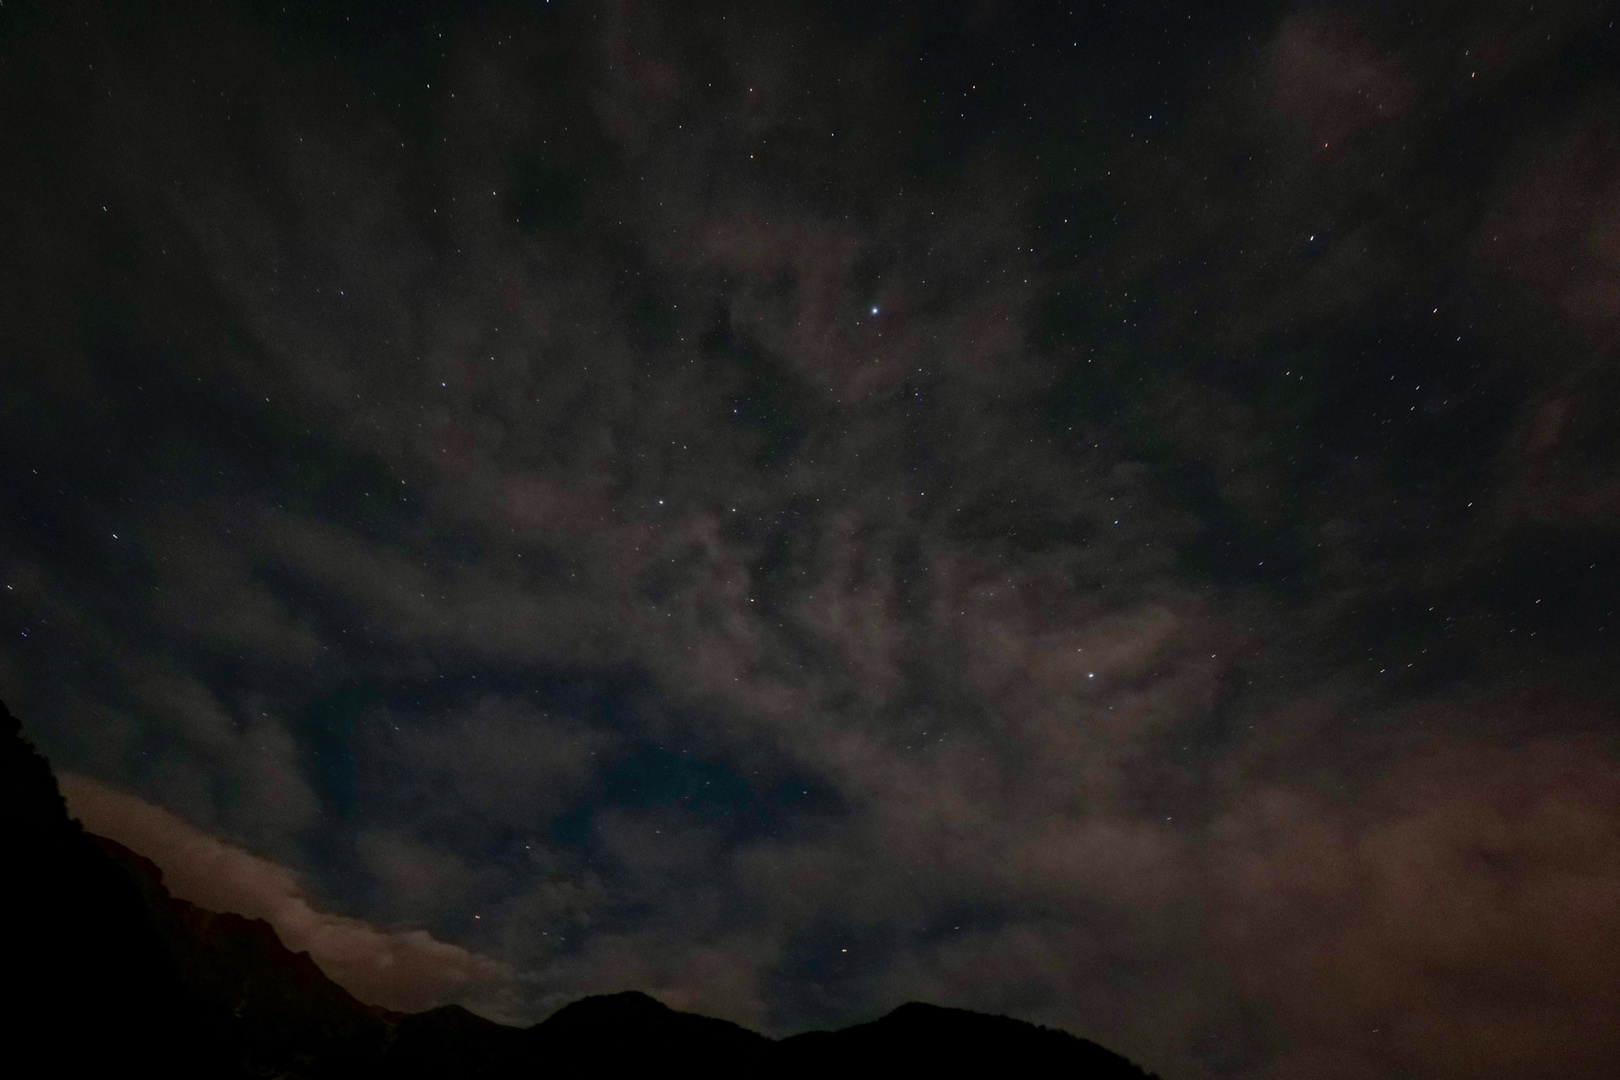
[2,698,1158,1078]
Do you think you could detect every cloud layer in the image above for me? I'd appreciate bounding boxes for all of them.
[3,2,1620,1077]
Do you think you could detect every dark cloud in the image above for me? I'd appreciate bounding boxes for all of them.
[5,1,1620,1077]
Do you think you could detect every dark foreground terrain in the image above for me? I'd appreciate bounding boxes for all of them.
[3,698,1156,1078]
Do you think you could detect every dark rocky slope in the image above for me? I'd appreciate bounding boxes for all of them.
[2,698,1157,1078]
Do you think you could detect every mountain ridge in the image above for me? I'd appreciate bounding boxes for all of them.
[3,698,1158,1078]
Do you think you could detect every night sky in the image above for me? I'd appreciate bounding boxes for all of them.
[5,1,1620,1076]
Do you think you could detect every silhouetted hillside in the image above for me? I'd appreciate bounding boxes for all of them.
[782,1000,1157,1076]
[2,699,236,1077]
[92,835,395,1075]
[2,698,1158,1078]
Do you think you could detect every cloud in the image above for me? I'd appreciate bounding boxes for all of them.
[59,773,518,1020]
[146,509,323,663]
[357,694,608,835]
[7,2,1620,1075]
[1481,107,1620,346]
[1209,735,1620,1080]
[356,830,479,924]
[1271,11,1414,153]
[110,671,322,858]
